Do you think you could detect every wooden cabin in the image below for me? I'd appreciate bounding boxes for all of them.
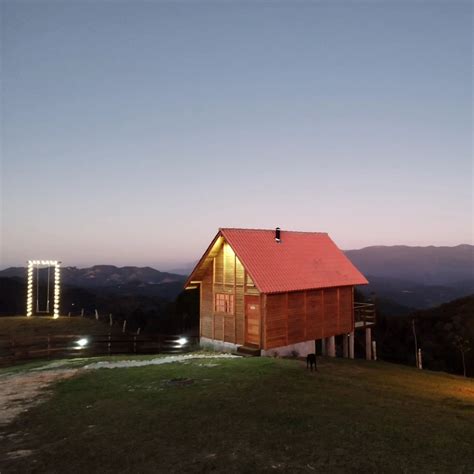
[185,228,373,357]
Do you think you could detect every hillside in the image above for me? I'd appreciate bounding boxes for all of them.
[1,356,473,472]
[376,295,474,376]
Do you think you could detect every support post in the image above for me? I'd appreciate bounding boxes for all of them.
[327,336,336,357]
[343,334,349,358]
[349,332,355,359]
[365,327,372,360]
[321,338,327,356]
[372,340,377,361]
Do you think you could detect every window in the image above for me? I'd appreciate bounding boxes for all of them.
[215,293,234,314]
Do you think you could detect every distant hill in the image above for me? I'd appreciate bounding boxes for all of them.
[345,244,473,286]
[0,265,186,288]
[359,274,474,313]
[345,245,474,314]
[0,265,189,331]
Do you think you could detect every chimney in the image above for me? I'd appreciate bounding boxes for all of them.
[275,227,281,243]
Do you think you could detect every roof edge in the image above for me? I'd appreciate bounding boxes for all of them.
[183,231,222,289]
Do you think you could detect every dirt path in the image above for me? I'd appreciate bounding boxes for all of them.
[0,369,79,426]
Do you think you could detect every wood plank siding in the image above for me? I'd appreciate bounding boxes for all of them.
[263,286,354,350]
[199,241,258,345]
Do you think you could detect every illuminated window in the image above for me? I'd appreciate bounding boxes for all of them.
[215,293,234,314]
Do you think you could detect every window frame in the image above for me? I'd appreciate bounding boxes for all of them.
[214,293,234,314]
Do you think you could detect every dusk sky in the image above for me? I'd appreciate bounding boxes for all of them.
[1,1,472,270]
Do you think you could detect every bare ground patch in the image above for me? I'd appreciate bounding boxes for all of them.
[0,369,79,427]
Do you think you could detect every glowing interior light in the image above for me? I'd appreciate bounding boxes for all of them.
[76,338,88,348]
[177,337,188,346]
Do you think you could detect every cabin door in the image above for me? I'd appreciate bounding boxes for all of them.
[245,295,260,346]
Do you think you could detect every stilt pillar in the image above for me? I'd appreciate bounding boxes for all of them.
[327,336,336,357]
[365,327,372,360]
[343,334,349,358]
[349,332,355,359]
[321,338,326,356]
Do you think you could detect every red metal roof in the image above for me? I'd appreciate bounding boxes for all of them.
[219,228,368,293]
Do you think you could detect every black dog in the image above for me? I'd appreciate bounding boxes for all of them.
[306,353,317,371]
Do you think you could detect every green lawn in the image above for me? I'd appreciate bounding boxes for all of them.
[1,356,473,473]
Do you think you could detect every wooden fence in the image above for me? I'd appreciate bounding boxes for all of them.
[0,334,199,366]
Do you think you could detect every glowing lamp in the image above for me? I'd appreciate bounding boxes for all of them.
[76,338,88,348]
[176,337,188,347]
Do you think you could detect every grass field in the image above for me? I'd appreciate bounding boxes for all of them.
[0,316,121,338]
[1,356,473,473]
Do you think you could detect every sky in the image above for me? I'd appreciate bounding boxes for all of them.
[1,0,472,270]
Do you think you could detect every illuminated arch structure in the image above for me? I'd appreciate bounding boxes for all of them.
[26,260,61,319]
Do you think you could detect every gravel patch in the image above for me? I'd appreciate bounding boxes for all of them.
[83,353,238,370]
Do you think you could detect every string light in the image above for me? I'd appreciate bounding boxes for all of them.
[26,260,61,319]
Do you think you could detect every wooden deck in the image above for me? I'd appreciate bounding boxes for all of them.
[354,302,376,329]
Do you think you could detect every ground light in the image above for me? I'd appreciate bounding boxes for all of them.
[76,338,89,348]
[176,337,188,347]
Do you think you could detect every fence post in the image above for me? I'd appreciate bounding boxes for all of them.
[81,308,84,317]
[418,348,423,369]
[108,333,111,355]
[372,340,377,361]
[95,309,99,320]
[109,314,113,326]
[122,320,127,334]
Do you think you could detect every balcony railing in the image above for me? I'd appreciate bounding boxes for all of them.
[354,302,376,328]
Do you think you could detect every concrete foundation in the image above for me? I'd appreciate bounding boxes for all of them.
[200,337,239,353]
[261,340,316,357]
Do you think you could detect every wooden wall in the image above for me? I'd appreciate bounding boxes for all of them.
[263,286,354,350]
[199,241,259,345]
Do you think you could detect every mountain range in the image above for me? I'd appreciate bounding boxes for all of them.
[345,244,473,286]
[0,265,185,288]
[0,244,472,316]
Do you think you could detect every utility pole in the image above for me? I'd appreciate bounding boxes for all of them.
[412,319,419,368]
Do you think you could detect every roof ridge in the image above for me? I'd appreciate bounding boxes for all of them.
[220,227,328,235]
